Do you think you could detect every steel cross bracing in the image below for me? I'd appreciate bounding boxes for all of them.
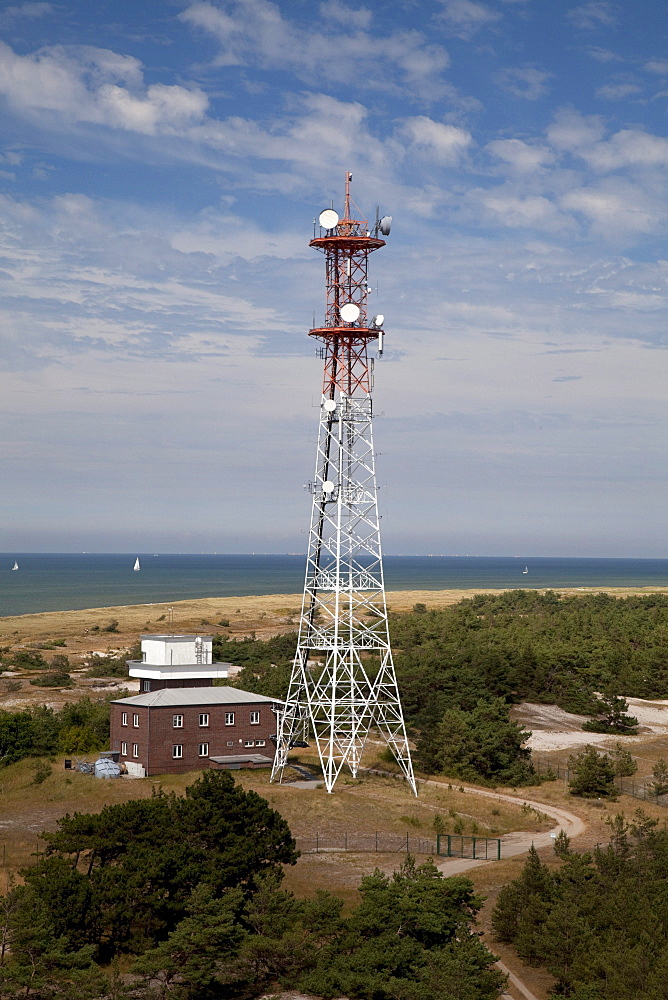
[271,174,417,795]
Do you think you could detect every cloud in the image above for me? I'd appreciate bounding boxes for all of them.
[436,0,501,39]
[318,0,372,30]
[1,2,54,21]
[473,191,569,232]
[0,42,208,134]
[496,66,551,100]
[552,375,582,382]
[546,108,606,151]
[487,138,554,172]
[399,117,472,164]
[179,0,450,99]
[561,180,657,235]
[645,59,668,76]
[567,2,617,31]
[581,129,668,171]
[595,79,642,101]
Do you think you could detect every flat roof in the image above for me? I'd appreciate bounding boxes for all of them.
[141,634,213,641]
[209,754,273,765]
[111,687,281,708]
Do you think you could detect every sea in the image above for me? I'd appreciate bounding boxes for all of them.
[0,554,667,618]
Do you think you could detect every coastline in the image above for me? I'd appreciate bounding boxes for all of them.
[1,585,666,646]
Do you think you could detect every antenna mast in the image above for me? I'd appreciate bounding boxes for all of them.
[271,173,416,794]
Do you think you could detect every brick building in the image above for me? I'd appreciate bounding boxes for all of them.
[109,687,280,777]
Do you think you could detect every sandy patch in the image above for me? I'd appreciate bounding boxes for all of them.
[515,698,668,753]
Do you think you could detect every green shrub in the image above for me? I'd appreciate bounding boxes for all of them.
[29,670,73,689]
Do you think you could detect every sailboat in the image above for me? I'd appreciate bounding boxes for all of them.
[522,566,529,575]
[11,560,18,571]
[133,557,141,572]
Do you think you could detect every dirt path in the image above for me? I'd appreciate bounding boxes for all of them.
[424,780,586,875]
[422,779,586,1000]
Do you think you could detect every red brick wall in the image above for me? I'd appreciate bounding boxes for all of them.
[110,700,277,776]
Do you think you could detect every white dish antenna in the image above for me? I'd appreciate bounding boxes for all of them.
[323,399,337,412]
[379,215,392,236]
[340,302,360,323]
[319,209,339,230]
[322,480,335,493]
[372,314,384,327]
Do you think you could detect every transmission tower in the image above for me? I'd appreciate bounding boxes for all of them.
[271,173,417,795]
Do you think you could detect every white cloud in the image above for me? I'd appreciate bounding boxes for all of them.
[179,0,450,99]
[567,2,618,31]
[318,0,372,30]
[645,59,668,75]
[437,0,501,39]
[473,191,569,231]
[595,79,642,100]
[399,117,472,165]
[1,2,54,21]
[0,42,208,134]
[561,180,657,235]
[487,138,554,172]
[581,129,668,171]
[546,108,606,151]
[496,66,551,100]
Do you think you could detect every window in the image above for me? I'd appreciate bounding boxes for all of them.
[199,713,209,728]
[250,711,260,725]
[121,741,127,755]
[142,680,151,692]
[172,745,183,759]
[226,741,234,747]
[255,740,266,747]
[198,743,209,757]
[173,715,183,728]
[133,744,139,758]
[225,712,235,726]
[133,714,139,727]
[244,740,255,748]
[121,712,128,726]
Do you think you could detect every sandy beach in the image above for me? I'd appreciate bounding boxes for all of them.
[1,584,666,648]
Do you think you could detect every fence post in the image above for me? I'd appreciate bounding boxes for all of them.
[436,834,440,855]
[448,834,451,857]
[497,838,501,861]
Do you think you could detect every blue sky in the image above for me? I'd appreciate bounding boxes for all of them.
[0,0,667,557]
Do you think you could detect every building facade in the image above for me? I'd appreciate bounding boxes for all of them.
[109,687,279,776]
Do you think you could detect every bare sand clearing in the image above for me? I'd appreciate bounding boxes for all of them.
[514,697,668,753]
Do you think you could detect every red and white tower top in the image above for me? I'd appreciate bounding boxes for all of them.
[309,171,391,396]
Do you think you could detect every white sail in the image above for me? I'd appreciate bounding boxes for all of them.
[522,566,528,574]
[12,560,18,571]
[133,557,141,571]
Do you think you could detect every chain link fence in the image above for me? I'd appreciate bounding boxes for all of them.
[533,754,668,806]
[295,830,502,858]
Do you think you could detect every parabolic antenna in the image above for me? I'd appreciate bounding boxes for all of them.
[319,209,339,230]
[323,399,336,412]
[373,314,385,327]
[379,215,392,236]
[322,480,335,493]
[340,302,360,323]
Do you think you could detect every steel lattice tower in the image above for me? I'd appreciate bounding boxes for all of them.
[271,174,417,795]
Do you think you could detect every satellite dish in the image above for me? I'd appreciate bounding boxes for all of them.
[319,209,339,230]
[379,215,392,236]
[322,480,335,493]
[373,314,384,327]
[340,302,360,323]
[323,399,336,412]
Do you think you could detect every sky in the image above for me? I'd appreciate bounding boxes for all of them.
[0,0,667,558]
